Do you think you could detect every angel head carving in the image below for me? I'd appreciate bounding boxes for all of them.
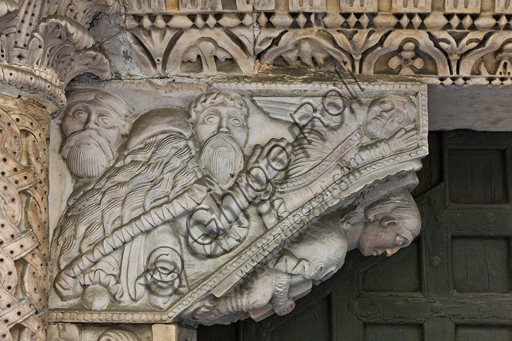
[189,92,249,190]
[358,189,421,257]
[60,89,131,179]
[363,93,416,140]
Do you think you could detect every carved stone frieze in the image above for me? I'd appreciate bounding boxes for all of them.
[47,323,196,341]
[127,25,254,75]
[0,0,455,338]
[70,0,512,85]
[47,323,151,341]
[48,74,427,327]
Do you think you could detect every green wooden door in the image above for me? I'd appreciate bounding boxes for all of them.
[198,131,512,341]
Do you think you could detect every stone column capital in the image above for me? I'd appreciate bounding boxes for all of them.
[0,0,118,111]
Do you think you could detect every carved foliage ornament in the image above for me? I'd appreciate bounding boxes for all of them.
[0,0,116,108]
[129,25,254,75]
[112,0,512,85]
[49,78,428,326]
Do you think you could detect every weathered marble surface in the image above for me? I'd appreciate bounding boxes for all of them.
[47,323,196,341]
[0,1,116,340]
[81,0,512,86]
[47,74,428,328]
[1,0,506,339]
[428,85,512,131]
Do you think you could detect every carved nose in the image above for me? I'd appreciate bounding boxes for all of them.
[85,123,98,130]
[219,126,230,133]
[85,119,99,130]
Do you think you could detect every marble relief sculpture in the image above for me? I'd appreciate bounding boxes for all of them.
[49,80,428,329]
[185,188,421,325]
[59,89,133,203]
[52,91,293,309]
[2,0,510,338]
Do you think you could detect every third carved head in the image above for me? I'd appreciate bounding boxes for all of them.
[363,93,416,140]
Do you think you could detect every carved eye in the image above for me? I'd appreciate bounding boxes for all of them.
[98,115,114,128]
[203,113,219,124]
[73,110,88,122]
[381,218,397,228]
[380,100,394,111]
[230,116,244,127]
[395,234,408,246]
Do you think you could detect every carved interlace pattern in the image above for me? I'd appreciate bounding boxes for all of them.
[0,96,49,341]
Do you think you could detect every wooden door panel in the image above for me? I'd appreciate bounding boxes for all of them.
[447,149,508,204]
[269,299,331,341]
[456,326,512,341]
[452,237,511,293]
[364,324,423,341]
[363,240,421,293]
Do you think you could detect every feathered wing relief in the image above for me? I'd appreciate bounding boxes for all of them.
[49,83,427,326]
[53,107,201,308]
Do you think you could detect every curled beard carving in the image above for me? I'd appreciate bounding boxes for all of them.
[199,133,245,190]
[61,130,115,179]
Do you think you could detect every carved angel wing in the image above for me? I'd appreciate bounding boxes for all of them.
[253,95,360,192]
[252,96,308,122]
[252,94,351,127]
[52,116,200,273]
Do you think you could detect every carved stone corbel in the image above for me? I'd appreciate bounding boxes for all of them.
[46,75,427,333]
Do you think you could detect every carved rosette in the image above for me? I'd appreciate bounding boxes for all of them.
[101,0,512,85]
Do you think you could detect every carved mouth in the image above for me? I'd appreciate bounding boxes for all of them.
[60,129,115,178]
[200,132,244,189]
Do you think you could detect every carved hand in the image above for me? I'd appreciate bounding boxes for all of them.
[386,128,417,153]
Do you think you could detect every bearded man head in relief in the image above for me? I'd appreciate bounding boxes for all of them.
[188,91,249,190]
[60,89,131,179]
